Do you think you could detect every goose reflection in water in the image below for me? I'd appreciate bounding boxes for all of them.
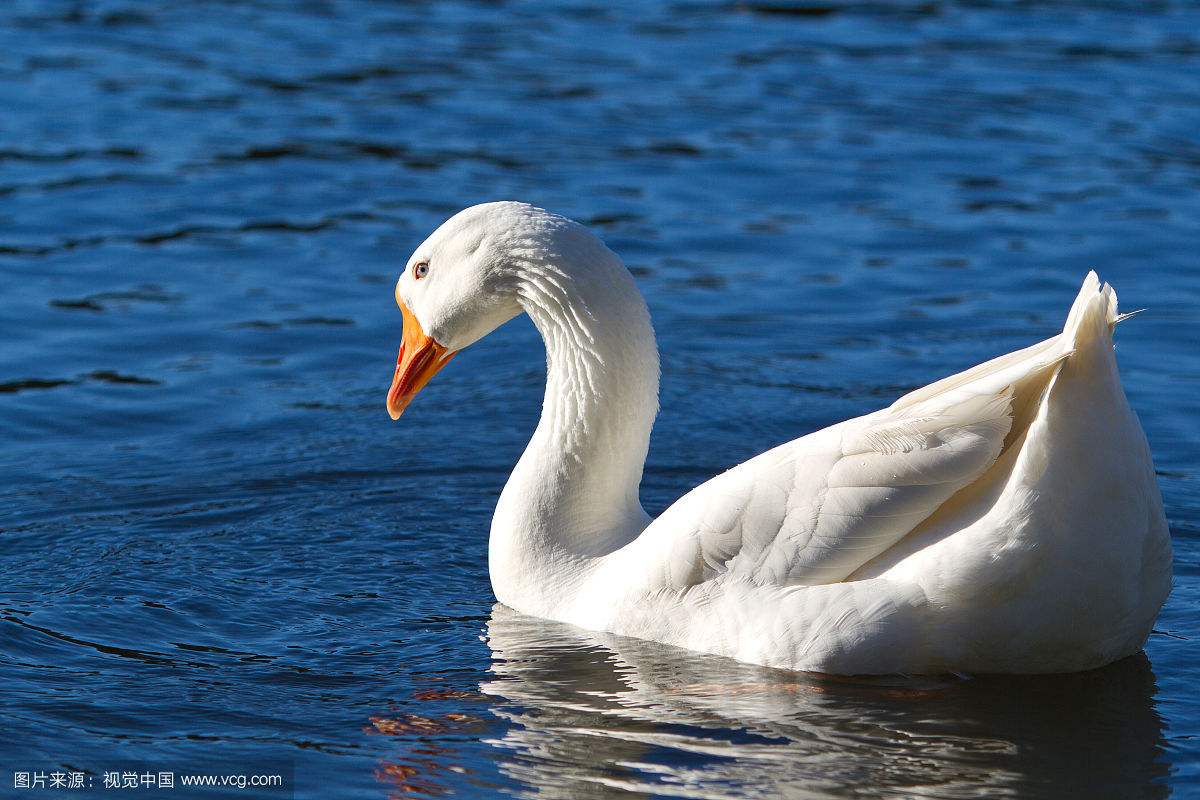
[474,604,1169,799]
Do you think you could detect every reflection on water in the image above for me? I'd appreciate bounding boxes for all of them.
[482,605,1169,799]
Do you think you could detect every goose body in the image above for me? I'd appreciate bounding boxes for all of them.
[387,201,1172,674]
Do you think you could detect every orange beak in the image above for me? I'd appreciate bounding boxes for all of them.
[387,299,456,420]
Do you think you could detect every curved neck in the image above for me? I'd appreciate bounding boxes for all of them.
[490,250,659,607]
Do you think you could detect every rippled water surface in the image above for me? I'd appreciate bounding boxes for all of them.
[3,1,1199,797]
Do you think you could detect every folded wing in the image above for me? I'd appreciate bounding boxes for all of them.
[641,336,1072,591]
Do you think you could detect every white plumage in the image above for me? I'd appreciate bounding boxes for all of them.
[387,201,1172,674]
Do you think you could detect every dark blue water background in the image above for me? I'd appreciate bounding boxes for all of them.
[3,1,1199,797]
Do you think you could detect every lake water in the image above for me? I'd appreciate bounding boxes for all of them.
[2,0,1199,797]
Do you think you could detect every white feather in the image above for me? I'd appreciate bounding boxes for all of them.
[401,205,1172,675]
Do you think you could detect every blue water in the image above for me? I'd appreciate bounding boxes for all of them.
[3,1,1199,797]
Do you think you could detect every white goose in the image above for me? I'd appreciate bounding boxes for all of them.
[386,201,1172,675]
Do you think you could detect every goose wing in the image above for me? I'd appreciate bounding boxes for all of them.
[637,337,1071,591]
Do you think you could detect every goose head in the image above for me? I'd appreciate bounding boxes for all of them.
[387,201,603,420]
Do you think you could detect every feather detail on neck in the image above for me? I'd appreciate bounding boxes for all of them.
[489,237,659,611]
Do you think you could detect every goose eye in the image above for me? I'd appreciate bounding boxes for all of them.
[413,262,429,280]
